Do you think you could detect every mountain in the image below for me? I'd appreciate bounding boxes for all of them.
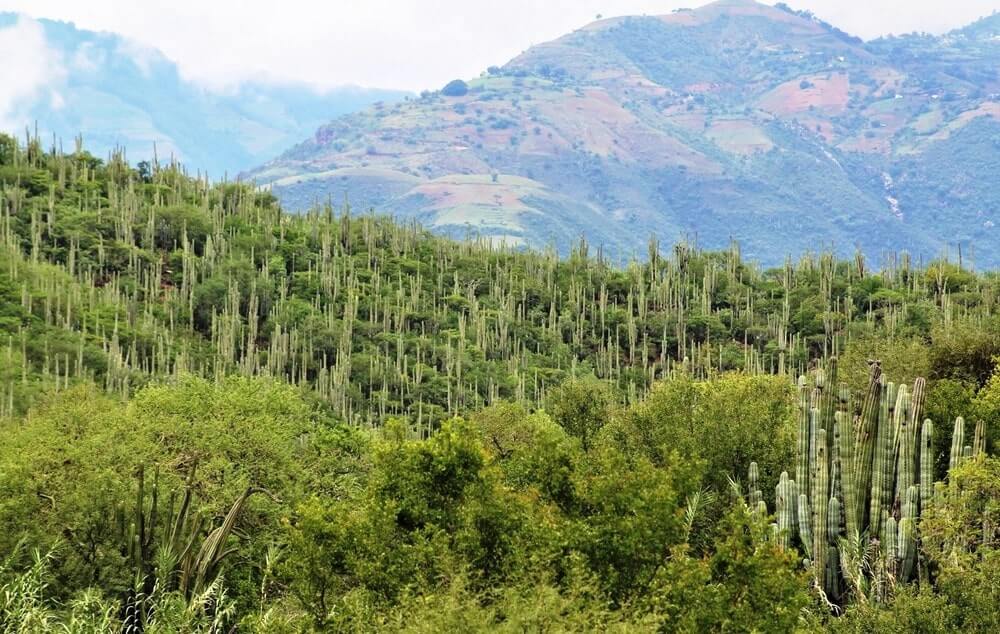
[247,0,1000,266]
[0,13,408,176]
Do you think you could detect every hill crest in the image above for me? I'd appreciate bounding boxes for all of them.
[247,0,1000,266]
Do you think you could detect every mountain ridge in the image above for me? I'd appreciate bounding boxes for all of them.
[246,0,1000,266]
[0,12,409,175]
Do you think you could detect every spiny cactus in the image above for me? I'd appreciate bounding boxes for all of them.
[826,496,843,601]
[920,419,934,512]
[894,385,915,510]
[798,493,813,559]
[973,419,987,458]
[897,486,919,581]
[837,410,858,537]
[884,516,898,569]
[758,360,948,605]
[869,381,893,543]
[950,417,966,472]
[748,461,762,507]
[813,431,829,579]
[797,378,811,503]
[852,363,883,534]
[776,471,794,550]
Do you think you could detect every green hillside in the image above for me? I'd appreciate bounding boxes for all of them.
[4,133,1000,630]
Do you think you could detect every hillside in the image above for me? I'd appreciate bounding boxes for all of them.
[2,127,995,419]
[4,132,1000,631]
[0,13,407,175]
[247,0,1000,266]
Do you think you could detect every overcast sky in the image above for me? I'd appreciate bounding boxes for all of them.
[3,0,999,92]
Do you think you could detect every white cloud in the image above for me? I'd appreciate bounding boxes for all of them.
[0,15,65,130]
[114,37,164,78]
[1,1,998,93]
[72,40,105,72]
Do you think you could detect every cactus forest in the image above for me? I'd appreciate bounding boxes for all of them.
[2,133,1000,632]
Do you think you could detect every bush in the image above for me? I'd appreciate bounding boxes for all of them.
[607,372,795,499]
[0,377,359,602]
[442,79,469,97]
[0,133,15,165]
[544,375,615,451]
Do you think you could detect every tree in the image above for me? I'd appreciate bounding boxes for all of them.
[608,372,795,500]
[0,133,16,165]
[0,377,353,600]
[639,504,810,632]
[442,79,469,97]
[545,375,615,451]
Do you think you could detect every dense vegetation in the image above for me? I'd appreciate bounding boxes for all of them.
[2,135,1000,631]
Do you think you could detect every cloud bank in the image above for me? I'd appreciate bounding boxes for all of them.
[1,1,998,93]
[0,16,66,130]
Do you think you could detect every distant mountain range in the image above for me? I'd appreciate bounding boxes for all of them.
[247,0,1000,266]
[0,13,408,176]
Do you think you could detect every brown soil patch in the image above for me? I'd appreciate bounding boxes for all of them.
[758,73,851,115]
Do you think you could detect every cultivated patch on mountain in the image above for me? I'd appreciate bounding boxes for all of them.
[247,0,1000,266]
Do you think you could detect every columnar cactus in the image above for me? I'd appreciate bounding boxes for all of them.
[831,415,843,502]
[920,419,934,512]
[869,381,894,542]
[950,416,966,472]
[853,364,883,532]
[797,378,811,503]
[812,431,829,580]
[898,485,919,581]
[973,419,986,458]
[826,496,842,600]
[819,357,838,468]
[825,545,841,600]
[884,516,898,569]
[749,461,762,507]
[798,493,813,559]
[776,471,793,550]
[768,361,948,605]
[894,385,915,508]
[898,517,915,580]
[908,378,927,438]
[837,410,858,537]
[809,407,820,503]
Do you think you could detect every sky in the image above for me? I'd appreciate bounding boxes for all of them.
[2,0,999,93]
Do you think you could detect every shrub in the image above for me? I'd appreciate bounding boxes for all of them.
[442,79,469,97]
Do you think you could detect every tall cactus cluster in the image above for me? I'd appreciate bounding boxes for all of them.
[2,134,993,427]
[759,358,953,603]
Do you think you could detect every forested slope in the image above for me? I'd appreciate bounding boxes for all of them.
[3,132,998,420]
[2,135,1000,631]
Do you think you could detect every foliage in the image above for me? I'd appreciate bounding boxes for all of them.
[543,374,615,450]
[0,376,362,607]
[608,372,795,499]
[834,457,1000,633]
[641,504,811,633]
[2,137,1000,630]
[441,79,470,97]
